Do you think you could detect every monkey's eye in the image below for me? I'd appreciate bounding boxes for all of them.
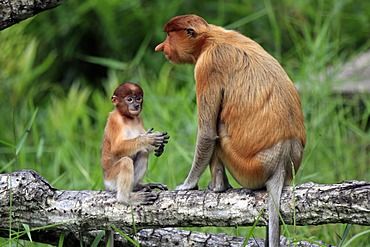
[125,97,133,103]
[136,96,142,102]
[185,28,196,37]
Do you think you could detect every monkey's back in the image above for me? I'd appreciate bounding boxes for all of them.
[197,30,306,188]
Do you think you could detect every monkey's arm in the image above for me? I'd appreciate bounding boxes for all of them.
[176,64,223,190]
[106,116,167,157]
[112,133,168,158]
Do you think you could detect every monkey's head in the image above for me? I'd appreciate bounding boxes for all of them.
[112,82,144,118]
[155,14,210,64]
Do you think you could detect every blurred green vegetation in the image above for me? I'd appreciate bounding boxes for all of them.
[0,0,369,246]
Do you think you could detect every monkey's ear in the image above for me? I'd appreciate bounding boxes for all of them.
[185,28,196,38]
[111,95,118,105]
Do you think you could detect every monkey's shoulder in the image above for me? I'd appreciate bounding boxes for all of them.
[204,32,272,62]
[200,39,259,67]
[106,111,144,135]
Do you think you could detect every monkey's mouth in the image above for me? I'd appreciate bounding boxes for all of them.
[129,110,140,115]
[163,52,172,62]
[165,54,171,61]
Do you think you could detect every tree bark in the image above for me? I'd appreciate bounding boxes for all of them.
[0,226,333,247]
[0,0,65,30]
[1,169,368,246]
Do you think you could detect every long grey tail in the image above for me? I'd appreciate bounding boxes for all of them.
[265,166,285,247]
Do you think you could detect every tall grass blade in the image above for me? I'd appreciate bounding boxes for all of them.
[341,228,370,247]
[338,224,352,247]
[81,55,129,70]
[21,223,32,242]
[91,230,105,247]
[131,205,137,236]
[15,108,38,156]
[0,158,15,173]
[0,139,14,147]
[58,231,65,247]
[224,9,267,30]
[111,225,139,247]
[242,209,264,247]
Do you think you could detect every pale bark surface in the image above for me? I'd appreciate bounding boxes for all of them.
[0,0,65,30]
[1,169,368,246]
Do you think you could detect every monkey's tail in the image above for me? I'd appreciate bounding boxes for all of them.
[265,166,285,247]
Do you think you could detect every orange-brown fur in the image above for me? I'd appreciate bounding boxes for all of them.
[155,15,305,247]
[101,82,169,205]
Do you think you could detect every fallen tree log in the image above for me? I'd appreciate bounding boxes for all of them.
[0,226,332,247]
[0,0,65,30]
[0,169,368,246]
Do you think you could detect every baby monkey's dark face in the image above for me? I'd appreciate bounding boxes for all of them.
[124,94,143,116]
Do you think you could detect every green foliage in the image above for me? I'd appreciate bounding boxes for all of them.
[16,0,370,88]
[1,0,370,246]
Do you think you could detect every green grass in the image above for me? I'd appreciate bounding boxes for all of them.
[1,0,370,246]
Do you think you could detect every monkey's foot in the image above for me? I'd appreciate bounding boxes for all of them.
[175,183,199,191]
[208,181,233,192]
[134,183,168,192]
[130,192,158,205]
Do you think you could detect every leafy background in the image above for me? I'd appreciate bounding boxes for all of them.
[0,0,369,246]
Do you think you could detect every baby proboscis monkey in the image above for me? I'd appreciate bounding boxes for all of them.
[101,82,170,205]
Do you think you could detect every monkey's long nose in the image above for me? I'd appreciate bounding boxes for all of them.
[154,43,164,51]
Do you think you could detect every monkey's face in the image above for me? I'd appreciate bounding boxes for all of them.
[112,82,144,118]
[124,95,142,116]
[155,30,199,64]
[155,14,210,64]
[113,94,142,118]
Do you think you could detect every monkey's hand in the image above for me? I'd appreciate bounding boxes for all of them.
[154,144,165,157]
[143,128,170,150]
